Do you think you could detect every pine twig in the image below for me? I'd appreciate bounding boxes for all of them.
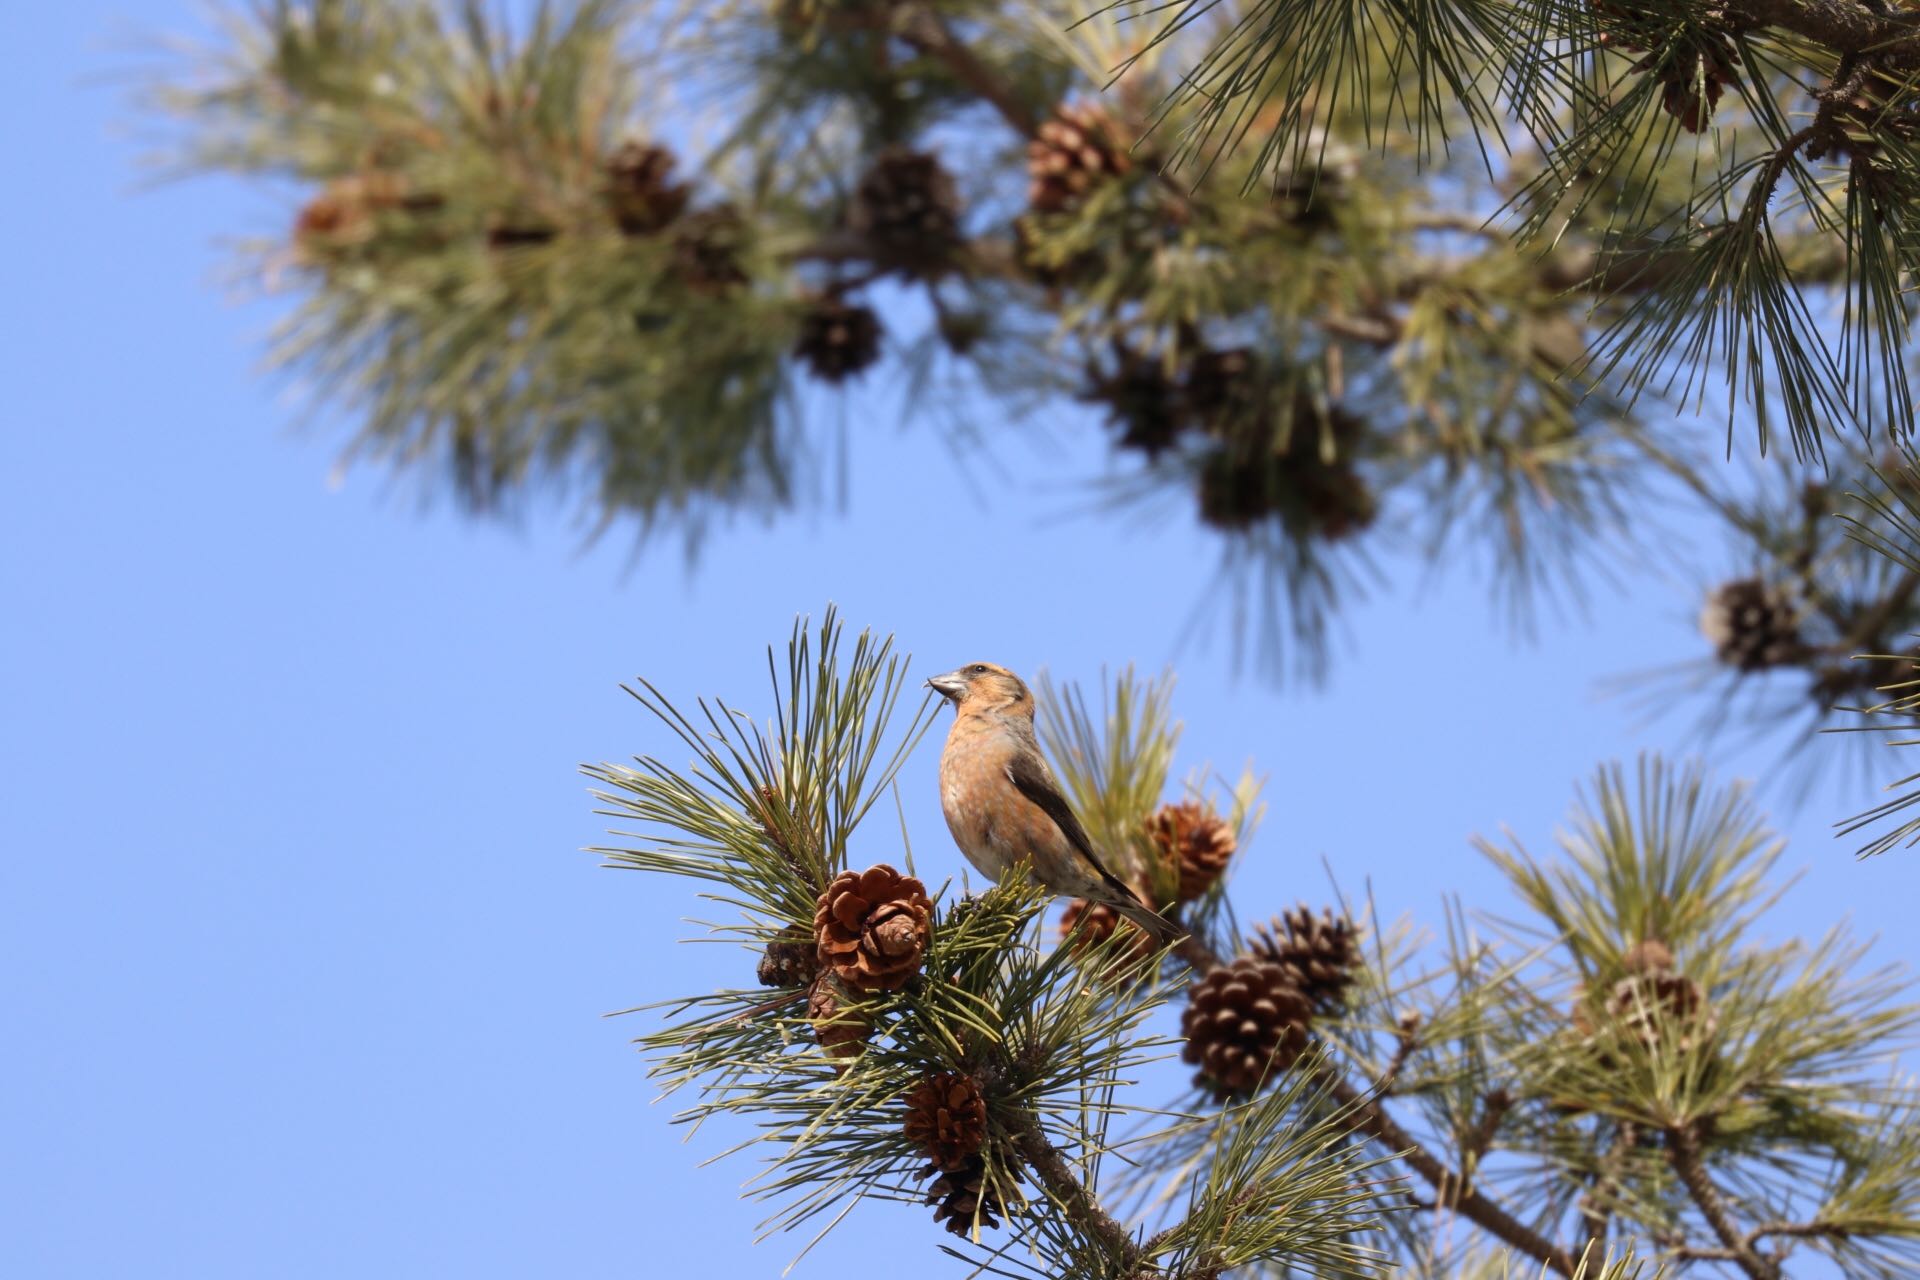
[1008,1112,1143,1272]
[1665,1123,1780,1280]
[1316,1069,1579,1277]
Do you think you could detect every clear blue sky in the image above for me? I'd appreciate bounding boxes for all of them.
[4,5,1917,1277]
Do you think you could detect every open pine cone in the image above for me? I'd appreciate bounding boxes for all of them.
[1027,101,1135,215]
[921,1154,1005,1236]
[903,1071,988,1172]
[1249,905,1361,1013]
[806,975,872,1069]
[1144,800,1237,902]
[814,863,933,992]
[1181,957,1314,1097]
[1059,895,1158,964]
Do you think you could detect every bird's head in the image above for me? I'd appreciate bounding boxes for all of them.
[926,661,1032,715]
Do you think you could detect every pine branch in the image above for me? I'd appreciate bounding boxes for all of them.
[1008,1110,1143,1273]
[1317,1069,1580,1277]
[1665,1122,1780,1280]
[892,5,1039,136]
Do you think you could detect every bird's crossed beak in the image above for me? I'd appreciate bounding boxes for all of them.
[925,670,969,703]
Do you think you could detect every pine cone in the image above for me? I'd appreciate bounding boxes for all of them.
[757,935,819,988]
[1027,101,1135,215]
[1059,896,1158,963]
[671,205,750,293]
[903,1071,989,1172]
[1085,349,1186,459]
[1608,969,1716,1054]
[1249,905,1361,1013]
[1622,937,1674,976]
[921,1154,1005,1236]
[1180,958,1315,1097]
[293,172,415,257]
[1700,578,1803,672]
[806,975,872,1068]
[814,863,933,992]
[794,297,884,383]
[847,148,963,272]
[1143,801,1236,902]
[1185,348,1260,426]
[1195,396,1378,540]
[605,140,690,235]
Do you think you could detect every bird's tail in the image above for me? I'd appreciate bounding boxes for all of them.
[1115,895,1188,947]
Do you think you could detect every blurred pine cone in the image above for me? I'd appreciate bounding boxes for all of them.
[794,297,883,383]
[848,147,963,272]
[757,935,819,988]
[1027,101,1134,215]
[1195,392,1377,540]
[814,863,933,991]
[604,140,690,235]
[671,205,750,293]
[1700,578,1803,672]
[1608,969,1717,1054]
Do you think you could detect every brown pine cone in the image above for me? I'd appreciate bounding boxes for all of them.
[1700,578,1803,673]
[921,1154,1005,1236]
[604,140,691,235]
[293,172,415,256]
[806,974,871,1068]
[757,935,819,988]
[1180,957,1314,1097]
[903,1071,988,1172]
[814,863,933,992]
[1143,801,1236,902]
[1622,938,1674,976]
[793,297,884,383]
[671,205,750,293]
[1249,905,1361,1013]
[1608,970,1716,1054]
[1195,397,1378,540]
[1059,896,1158,963]
[1027,101,1135,215]
[847,148,963,272]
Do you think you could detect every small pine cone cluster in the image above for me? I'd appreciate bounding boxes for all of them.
[1181,957,1315,1097]
[604,140,691,235]
[1028,101,1135,215]
[1249,905,1361,1013]
[1083,349,1185,459]
[1143,801,1237,902]
[847,148,964,271]
[902,1071,988,1172]
[1700,578,1803,673]
[806,975,872,1068]
[294,172,427,258]
[793,296,884,383]
[1196,396,1379,541]
[921,1155,1005,1236]
[670,205,750,293]
[814,863,933,992]
[1606,941,1716,1053]
[757,935,819,988]
[1658,43,1742,134]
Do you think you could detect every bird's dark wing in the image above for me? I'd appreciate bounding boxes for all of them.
[1004,752,1141,902]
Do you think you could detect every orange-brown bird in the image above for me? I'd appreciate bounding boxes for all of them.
[927,662,1185,946]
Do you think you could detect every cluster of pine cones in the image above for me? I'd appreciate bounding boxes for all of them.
[1087,345,1378,541]
[1181,906,1362,1097]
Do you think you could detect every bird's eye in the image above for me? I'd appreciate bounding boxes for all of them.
[969,664,988,675]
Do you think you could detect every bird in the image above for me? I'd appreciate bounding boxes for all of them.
[926,661,1186,946]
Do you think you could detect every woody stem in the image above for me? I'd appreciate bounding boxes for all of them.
[1007,1113,1142,1273]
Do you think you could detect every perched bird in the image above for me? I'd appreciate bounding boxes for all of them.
[927,661,1186,946]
